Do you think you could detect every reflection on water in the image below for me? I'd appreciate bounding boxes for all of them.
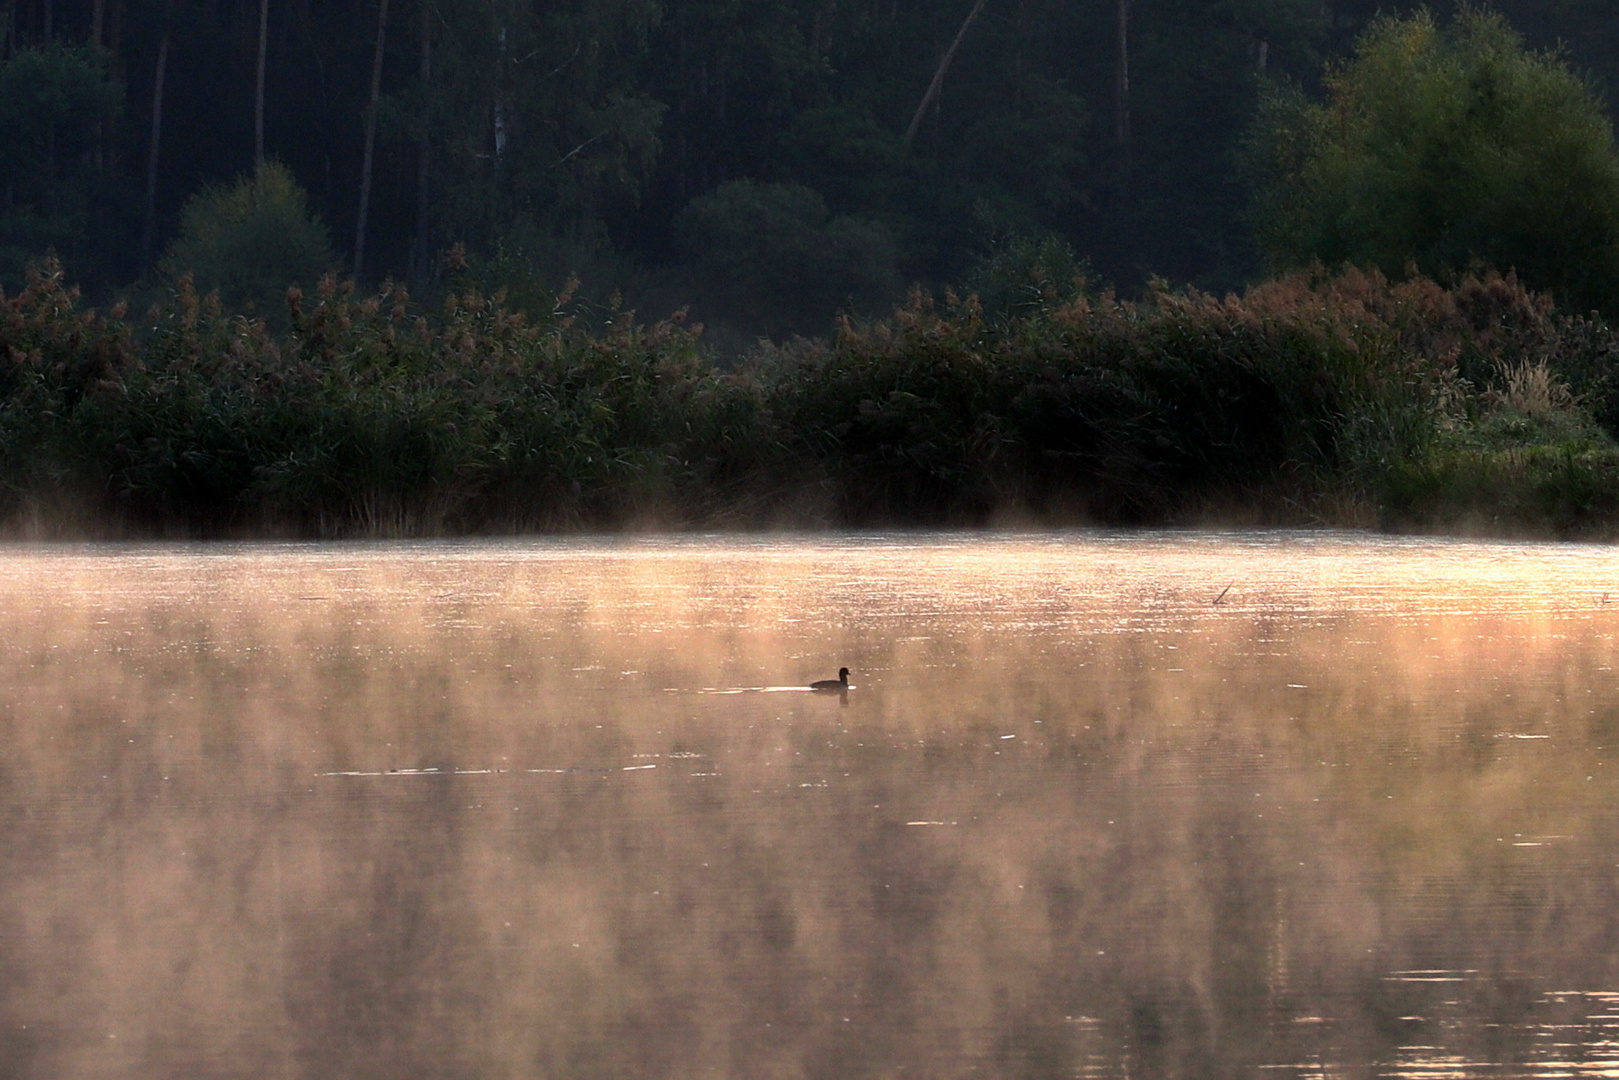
[4,531,1619,1079]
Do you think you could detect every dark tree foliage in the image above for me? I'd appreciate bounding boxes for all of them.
[0,43,123,286]
[674,179,898,338]
[0,0,1615,334]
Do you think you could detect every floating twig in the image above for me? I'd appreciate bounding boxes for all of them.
[1213,583,1234,606]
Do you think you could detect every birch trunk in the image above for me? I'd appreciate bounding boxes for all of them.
[1114,0,1130,145]
[255,0,269,164]
[353,0,390,283]
[902,0,987,153]
[141,29,170,266]
[411,0,431,289]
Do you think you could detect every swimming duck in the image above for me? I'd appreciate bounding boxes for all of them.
[810,667,851,691]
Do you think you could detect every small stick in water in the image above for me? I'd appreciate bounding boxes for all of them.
[1213,583,1233,606]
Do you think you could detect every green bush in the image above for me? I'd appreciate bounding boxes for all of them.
[159,162,337,321]
[1250,10,1619,315]
[963,235,1087,325]
[770,270,1457,522]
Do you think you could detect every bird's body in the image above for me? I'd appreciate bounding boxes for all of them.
[811,667,851,691]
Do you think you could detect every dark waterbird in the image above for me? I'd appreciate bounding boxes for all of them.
[811,667,851,691]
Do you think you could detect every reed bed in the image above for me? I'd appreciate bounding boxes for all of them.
[2,260,1615,537]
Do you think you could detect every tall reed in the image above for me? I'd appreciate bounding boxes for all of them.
[2,259,1615,536]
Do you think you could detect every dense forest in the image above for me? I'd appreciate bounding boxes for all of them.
[6,2,1619,537]
[3,0,1618,337]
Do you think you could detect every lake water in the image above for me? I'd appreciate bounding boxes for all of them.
[4,531,1619,1080]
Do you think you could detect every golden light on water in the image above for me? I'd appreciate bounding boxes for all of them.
[4,531,1619,1078]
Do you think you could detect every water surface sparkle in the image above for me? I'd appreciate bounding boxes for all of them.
[4,530,1619,1079]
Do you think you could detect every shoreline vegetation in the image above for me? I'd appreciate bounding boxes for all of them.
[5,259,1619,541]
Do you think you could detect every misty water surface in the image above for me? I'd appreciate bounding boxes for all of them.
[4,531,1619,1080]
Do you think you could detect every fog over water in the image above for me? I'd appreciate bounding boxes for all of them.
[4,531,1619,1079]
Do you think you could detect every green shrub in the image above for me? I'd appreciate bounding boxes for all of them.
[763,269,1453,521]
[159,162,337,321]
[963,235,1087,325]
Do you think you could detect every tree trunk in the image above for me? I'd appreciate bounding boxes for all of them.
[90,0,108,167]
[1114,0,1130,145]
[353,0,390,284]
[1112,0,1133,276]
[902,0,988,153]
[141,28,170,267]
[410,0,431,290]
[493,25,507,165]
[108,0,124,75]
[254,0,268,164]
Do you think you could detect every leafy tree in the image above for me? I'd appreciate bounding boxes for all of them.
[159,160,336,318]
[1250,9,1619,313]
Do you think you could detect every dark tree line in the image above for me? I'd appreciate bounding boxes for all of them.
[2,0,1617,338]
